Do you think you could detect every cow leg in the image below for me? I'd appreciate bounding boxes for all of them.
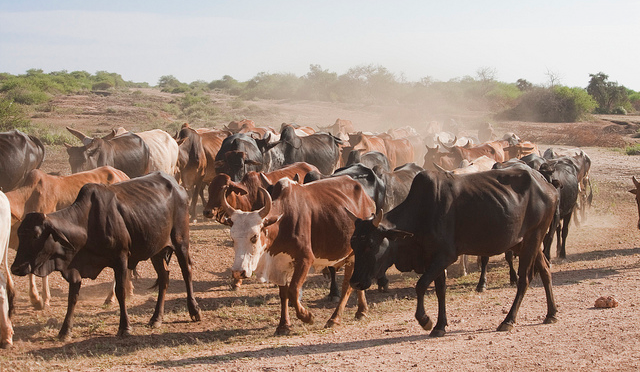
[327,266,340,302]
[41,275,51,308]
[326,259,362,327]
[104,281,116,306]
[58,279,81,341]
[498,236,540,332]
[476,256,490,292]
[0,273,13,349]
[505,251,518,285]
[430,273,448,337]
[189,185,199,222]
[276,285,292,335]
[288,261,313,325]
[28,274,43,310]
[377,273,390,293]
[558,215,571,259]
[148,253,170,328]
[536,252,558,324]
[173,243,201,322]
[114,262,132,337]
[415,253,454,336]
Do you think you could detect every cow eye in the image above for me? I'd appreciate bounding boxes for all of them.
[250,235,258,244]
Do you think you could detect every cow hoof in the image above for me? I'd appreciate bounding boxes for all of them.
[544,315,558,324]
[418,316,433,331]
[475,285,486,293]
[497,322,514,332]
[377,284,389,293]
[328,295,340,303]
[325,319,340,328]
[1,341,13,349]
[355,311,367,320]
[429,329,446,337]
[117,329,132,338]
[190,311,202,322]
[148,320,162,328]
[57,333,71,342]
[303,313,315,325]
[32,300,44,311]
[275,325,291,336]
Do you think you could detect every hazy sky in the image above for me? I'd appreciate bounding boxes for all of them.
[1,0,639,90]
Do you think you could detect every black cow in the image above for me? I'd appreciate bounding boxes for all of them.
[11,172,201,340]
[65,129,150,178]
[345,150,391,173]
[372,163,423,213]
[262,124,341,174]
[348,164,559,336]
[543,147,592,225]
[538,156,579,259]
[214,133,263,182]
[0,130,45,192]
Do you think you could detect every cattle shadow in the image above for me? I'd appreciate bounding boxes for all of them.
[26,327,261,361]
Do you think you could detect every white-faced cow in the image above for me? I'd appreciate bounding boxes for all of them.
[348,164,559,337]
[11,172,201,340]
[6,166,130,309]
[219,176,375,335]
[0,130,45,192]
[65,127,150,178]
[0,191,14,348]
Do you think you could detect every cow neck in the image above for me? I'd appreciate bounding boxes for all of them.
[47,201,90,252]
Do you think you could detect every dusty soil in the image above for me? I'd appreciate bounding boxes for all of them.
[2,90,640,371]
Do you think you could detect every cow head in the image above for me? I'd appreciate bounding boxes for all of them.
[203,174,250,222]
[347,209,412,291]
[221,187,282,280]
[65,139,104,174]
[629,176,640,230]
[12,213,76,278]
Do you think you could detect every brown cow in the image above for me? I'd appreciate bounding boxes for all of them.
[318,119,354,141]
[6,166,129,309]
[503,141,540,160]
[423,142,505,171]
[383,137,414,169]
[175,124,229,220]
[224,119,255,133]
[342,132,388,167]
[220,176,375,335]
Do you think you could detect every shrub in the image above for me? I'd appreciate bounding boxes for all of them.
[612,106,627,115]
[497,86,596,122]
[625,144,640,155]
[0,99,31,130]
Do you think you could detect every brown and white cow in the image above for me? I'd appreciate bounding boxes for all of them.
[6,167,130,309]
[219,176,375,335]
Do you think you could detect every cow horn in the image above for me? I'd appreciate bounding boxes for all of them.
[433,163,448,173]
[66,127,92,145]
[258,188,272,219]
[437,137,453,151]
[372,209,383,228]
[344,208,359,222]
[220,186,237,218]
[634,176,640,188]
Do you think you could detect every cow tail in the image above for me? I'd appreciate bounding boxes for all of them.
[586,176,593,208]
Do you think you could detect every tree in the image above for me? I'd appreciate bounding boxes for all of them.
[586,72,629,114]
[516,79,533,92]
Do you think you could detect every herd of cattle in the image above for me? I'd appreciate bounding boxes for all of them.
[0,117,606,348]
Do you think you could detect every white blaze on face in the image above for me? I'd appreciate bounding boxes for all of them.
[228,210,269,278]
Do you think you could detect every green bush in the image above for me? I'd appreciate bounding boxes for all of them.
[625,144,640,155]
[497,86,596,122]
[0,99,31,131]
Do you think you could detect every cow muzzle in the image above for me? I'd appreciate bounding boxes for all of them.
[11,262,32,277]
[232,270,249,280]
[202,209,214,219]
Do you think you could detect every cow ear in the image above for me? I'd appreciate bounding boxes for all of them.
[214,160,226,168]
[551,179,563,189]
[262,214,283,228]
[629,188,637,195]
[382,228,413,241]
[292,173,300,183]
[229,181,248,195]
